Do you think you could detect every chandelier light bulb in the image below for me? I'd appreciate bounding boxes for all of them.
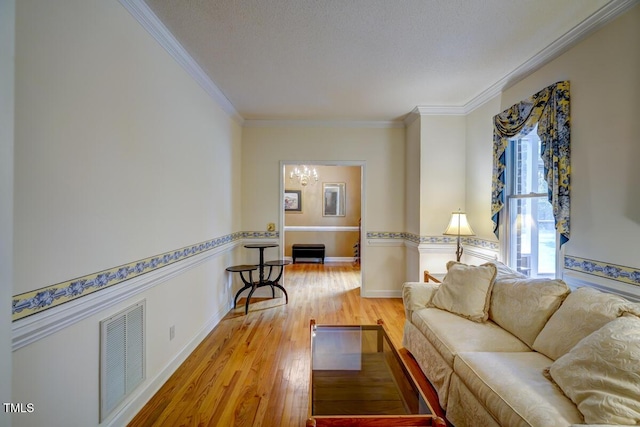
[290,165,318,186]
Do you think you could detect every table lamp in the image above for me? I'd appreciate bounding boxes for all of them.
[443,210,475,262]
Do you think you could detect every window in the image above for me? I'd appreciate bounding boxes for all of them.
[505,124,556,278]
[491,82,570,275]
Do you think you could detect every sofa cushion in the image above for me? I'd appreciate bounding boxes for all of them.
[402,281,439,320]
[453,352,583,427]
[403,320,456,409]
[429,261,497,322]
[411,308,530,368]
[549,313,640,425]
[532,287,633,360]
[489,277,570,347]
[490,260,527,280]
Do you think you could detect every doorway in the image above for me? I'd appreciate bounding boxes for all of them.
[280,161,364,289]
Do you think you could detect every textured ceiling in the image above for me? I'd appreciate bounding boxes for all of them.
[144,0,616,121]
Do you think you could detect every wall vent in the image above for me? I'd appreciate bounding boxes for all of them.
[99,300,145,422]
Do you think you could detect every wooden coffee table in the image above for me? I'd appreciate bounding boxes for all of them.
[307,319,446,427]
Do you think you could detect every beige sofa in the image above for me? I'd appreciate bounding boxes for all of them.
[402,261,640,427]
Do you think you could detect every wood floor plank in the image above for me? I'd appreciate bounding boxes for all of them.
[128,263,439,427]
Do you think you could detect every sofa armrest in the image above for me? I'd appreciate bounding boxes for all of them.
[402,281,439,321]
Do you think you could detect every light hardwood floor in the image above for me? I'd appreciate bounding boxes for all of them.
[128,262,410,427]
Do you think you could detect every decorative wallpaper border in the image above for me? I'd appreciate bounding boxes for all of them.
[24,232,638,322]
[366,232,499,250]
[564,255,640,288]
[12,231,278,322]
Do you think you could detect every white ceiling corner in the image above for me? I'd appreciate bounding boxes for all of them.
[119,0,244,124]
[124,0,637,126]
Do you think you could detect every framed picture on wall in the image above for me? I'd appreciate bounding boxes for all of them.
[323,183,346,216]
[284,189,302,212]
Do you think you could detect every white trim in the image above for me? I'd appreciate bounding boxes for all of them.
[405,0,638,116]
[284,225,360,232]
[403,106,466,125]
[240,238,279,246]
[367,238,404,247]
[244,119,404,129]
[414,106,466,116]
[119,0,634,124]
[417,243,455,254]
[283,256,356,263]
[105,300,231,427]
[463,0,638,114]
[404,240,419,250]
[325,257,356,263]
[361,289,402,298]
[12,240,240,351]
[563,270,640,302]
[117,0,243,124]
[279,160,366,294]
[464,247,499,262]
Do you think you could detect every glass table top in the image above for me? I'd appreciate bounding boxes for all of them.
[309,320,432,419]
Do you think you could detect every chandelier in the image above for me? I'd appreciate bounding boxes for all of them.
[290,165,318,186]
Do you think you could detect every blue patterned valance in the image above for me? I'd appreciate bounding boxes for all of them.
[491,81,571,246]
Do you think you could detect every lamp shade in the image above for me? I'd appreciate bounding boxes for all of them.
[443,211,475,236]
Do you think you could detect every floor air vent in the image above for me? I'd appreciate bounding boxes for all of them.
[100,300,145,422]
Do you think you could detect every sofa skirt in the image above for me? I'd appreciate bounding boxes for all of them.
[447,373,502,427]
[402,320,454,410]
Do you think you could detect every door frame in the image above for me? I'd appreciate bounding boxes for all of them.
[279,160,366,289]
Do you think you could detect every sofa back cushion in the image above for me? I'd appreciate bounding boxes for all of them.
[489,277,570,347]
[548,313,640,425]
[490,260,527,281]
[532,287,633,360]
[428,261,497,323]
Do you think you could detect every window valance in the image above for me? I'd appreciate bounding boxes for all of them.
[491,81,571,246]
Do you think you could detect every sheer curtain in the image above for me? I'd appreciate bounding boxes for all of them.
[491,81,571,246]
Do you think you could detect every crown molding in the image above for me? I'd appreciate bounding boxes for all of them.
[119,0,637,125]
[415,106,467,116]
[463,0,639,114]
[118,0,244,124]
[409,0,638,117]
[403,105,467,125]
[243,119,404,128]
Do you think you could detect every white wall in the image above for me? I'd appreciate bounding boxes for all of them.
[1,1,15,426]
[419,115,467,236]
[499,4,640,268]
[462,96,502,267]
[9,3,640,425]
[465,96,501,241]
[12,0,241,425]
[242,125,406,295]
[405,116,421,281]
[465,5,640,296]
[416,114,467,275]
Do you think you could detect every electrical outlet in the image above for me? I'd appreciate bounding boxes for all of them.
[169,325,175,341]
[267,222,275,232]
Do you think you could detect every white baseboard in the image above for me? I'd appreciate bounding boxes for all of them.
[284,256,356,263]
[325,257,356,263]
[361,289,402,298]
[106,300,232,427]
